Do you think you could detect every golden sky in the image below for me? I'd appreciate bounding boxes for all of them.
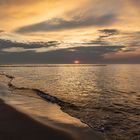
[0,0,140,63]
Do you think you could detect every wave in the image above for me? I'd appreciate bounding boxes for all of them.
[0,72,78,110]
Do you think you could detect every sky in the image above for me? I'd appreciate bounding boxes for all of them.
[0,0,140,64]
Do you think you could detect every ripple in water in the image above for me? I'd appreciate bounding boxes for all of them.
[0,64,140,140]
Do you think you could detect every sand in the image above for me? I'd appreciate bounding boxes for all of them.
[0,98,75,140]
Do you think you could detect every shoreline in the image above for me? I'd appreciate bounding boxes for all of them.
[0,98,75,140]
[0,74,105,140]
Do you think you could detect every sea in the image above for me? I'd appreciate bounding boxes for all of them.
[0,64,140,140]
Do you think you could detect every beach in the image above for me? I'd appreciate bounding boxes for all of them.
[0,74,105,140]
[0,98,75,140]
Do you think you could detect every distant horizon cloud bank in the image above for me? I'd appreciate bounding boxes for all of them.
[0,38,140,64]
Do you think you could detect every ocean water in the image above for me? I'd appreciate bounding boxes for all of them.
[0,64,140,140]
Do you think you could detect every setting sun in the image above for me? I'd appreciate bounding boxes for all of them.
[74,60,80,64]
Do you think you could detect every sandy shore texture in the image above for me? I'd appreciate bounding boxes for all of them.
[0,74,105,140]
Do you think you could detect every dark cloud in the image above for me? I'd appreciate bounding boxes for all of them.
[86,29,120,46]
[0,39,59,50]
[87,39,110,46]
[16,14,117,33]
[98,29,120,42]
[99,29,119,36]
[87,29,140,53]
[97,29,140,47]
[1,51,139,64]
[0,44,126,64]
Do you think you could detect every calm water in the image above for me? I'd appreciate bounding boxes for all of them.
[0,64,140,140]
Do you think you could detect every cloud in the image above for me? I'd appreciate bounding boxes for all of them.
[0,45,125,64]
[2,47,28,53]
[0,30,4,33]
[99,29,119,36]
[0,0,41,5]
[16,14,117,33]
[1,46,59,53]
[104,48,140,63]
[97,29,120,44]
[128,0,140,10]
[130,0,140,5]
[85,29,120,46]
[120,31,140,49]
[84,29,140,56]
[0,37,139,64]
[0,39,59,52]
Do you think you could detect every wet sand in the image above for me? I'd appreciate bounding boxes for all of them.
[0,99,75,140]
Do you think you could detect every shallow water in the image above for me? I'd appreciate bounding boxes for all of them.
[0,64,140,140]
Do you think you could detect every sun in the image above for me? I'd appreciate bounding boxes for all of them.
[74,60,80,64]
